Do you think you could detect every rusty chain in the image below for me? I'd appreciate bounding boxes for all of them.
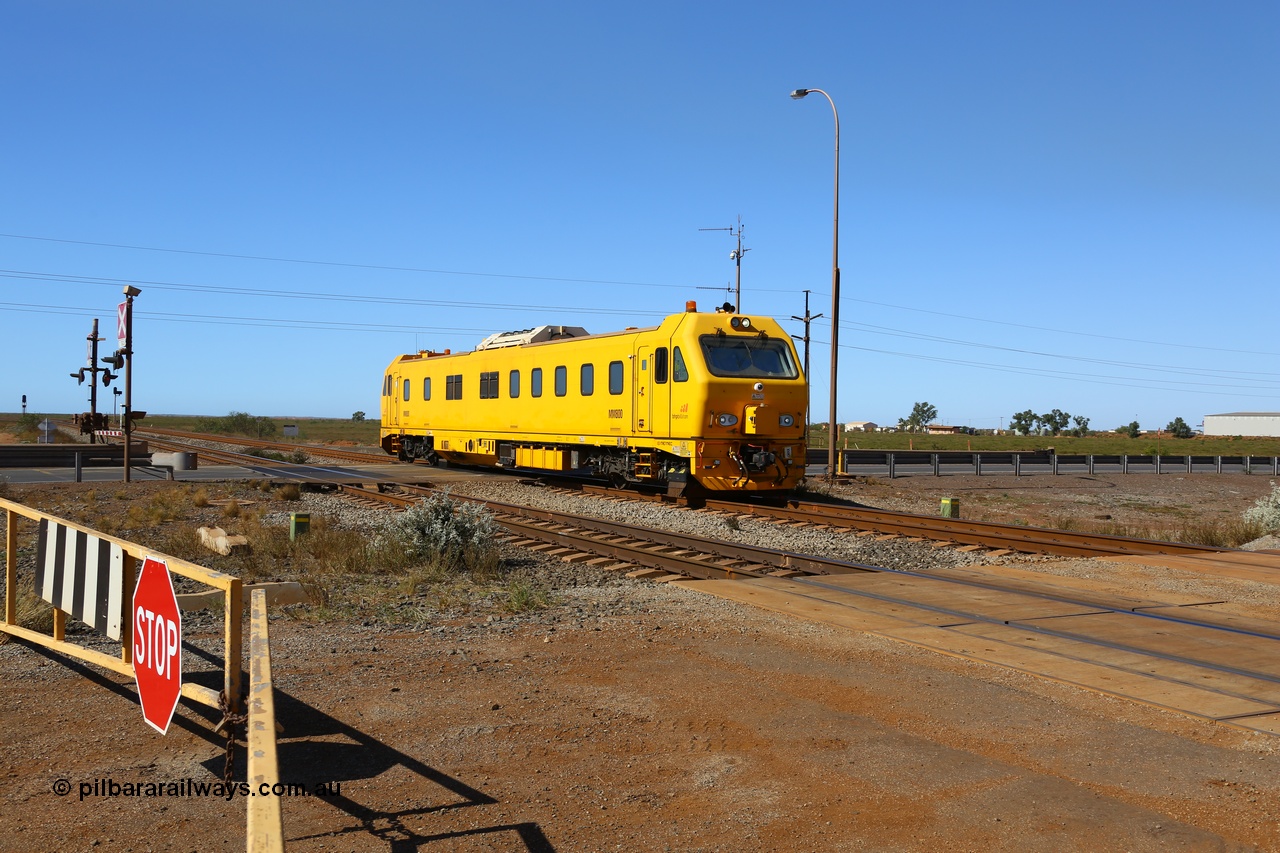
[218,690,247,785]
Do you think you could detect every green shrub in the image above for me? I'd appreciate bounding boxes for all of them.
[373,492,499,578]
[1244,481,1280,532]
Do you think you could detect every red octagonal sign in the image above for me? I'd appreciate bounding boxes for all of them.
[132,556,183,734]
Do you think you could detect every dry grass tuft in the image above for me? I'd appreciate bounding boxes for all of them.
[273,484,302,501]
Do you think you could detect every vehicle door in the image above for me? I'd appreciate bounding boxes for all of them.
[387,373,404,429]
[634,345,653,434]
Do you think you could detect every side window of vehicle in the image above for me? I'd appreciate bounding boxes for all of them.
[673,347,689,382]
[423,377,431,401]
[403,379,411,402]
[608,360,623,395]
[509,370,520,398]
[479,371,499,399]
[581,363,594,396]
[446,374,462,400]
[554,366,567,397]
[532,368,543,398]
[655,347,668,384]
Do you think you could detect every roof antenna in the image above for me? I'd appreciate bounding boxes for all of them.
[699,215,749,311]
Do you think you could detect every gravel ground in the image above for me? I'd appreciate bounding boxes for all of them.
[4,472,1280,850]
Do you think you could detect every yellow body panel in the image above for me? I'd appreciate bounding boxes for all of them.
[380,309,809,493]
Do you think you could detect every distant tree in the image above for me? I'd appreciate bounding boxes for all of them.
[1010,409,1037,435]
[1040,409,1071,436]
[902,401,938,432]
[1068,415,1091,437]
[1166,416,1194,439]
[197,411,277,438]
[352,411,366,422]
[1117,421,1141,438]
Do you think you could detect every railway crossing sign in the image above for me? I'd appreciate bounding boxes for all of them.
[132,556,183,734]
[117,301,128,345]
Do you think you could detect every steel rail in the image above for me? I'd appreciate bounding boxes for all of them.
[779,572,1280,705]
[567,479,1232,559]
[344,483,1280,725]
[356,484,1280,645]
[363,484,875,580]
[697,497,1228,558]
[135,426,386,464]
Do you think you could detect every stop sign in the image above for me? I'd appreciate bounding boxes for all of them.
[132,556,183,734]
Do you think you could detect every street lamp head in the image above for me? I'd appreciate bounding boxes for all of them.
[789,88,810,100]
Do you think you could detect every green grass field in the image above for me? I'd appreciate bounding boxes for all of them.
[807,426,1280,456]
[3,413,1278,456]
[0,413,383,446]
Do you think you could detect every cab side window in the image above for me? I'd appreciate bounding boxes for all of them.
[403,379,411,401]
[654,348,668,384]
[673,347,689,382]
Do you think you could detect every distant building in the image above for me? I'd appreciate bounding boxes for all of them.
[844,421,878,432]
[926,424,963,435]
[1203,412,1280,438]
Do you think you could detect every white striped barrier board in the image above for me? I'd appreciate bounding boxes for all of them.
[36,520,126,640]
[2,496,243,727]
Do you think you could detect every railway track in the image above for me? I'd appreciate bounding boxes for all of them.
[134,426,386,464]
[137,425,1237,560]
[85,429,1280,733]
[570,482,1231,560]
[345,481,1280,733]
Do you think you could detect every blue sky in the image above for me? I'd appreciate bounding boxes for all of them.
[2,2,1277,432]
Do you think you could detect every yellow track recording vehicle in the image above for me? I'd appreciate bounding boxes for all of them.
[380,302,808,495]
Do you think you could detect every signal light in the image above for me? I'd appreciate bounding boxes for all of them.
[127,410,147,422]
[70,369,86,385]
[101,371,116,387]
[101,350,125,370]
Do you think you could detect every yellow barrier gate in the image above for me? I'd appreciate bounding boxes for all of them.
[247,587,285,852]
[1,496,243,724]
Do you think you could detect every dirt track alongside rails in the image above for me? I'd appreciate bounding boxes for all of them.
[2,475,1280,850]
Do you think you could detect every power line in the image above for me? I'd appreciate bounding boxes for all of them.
[805,336,1280,399]
[844,295,1280,358]
[0,268,670,318]
[0,301,498,335]
[0,231,808,293]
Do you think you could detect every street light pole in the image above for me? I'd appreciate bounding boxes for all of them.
[790,87,841,480]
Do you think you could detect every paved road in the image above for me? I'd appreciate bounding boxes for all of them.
[0,461,453,486]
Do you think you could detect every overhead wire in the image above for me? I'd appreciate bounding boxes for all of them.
[4,233,1275,399]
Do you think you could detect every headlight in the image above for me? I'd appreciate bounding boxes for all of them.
[716,413,739,427]
[779,414,795,428]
